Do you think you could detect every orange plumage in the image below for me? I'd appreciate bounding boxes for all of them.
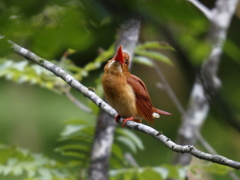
[102,45,171,126]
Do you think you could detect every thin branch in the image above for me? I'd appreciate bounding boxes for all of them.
[173,0,239,168]
[194,131,216,154]
[64,90,92,113]
[153,62,218,155]
[8,40,240,170]
[187,0,213,20]
[155,63,240,179]
[196,131,240,180]
[230,172,240,180]
[153,61,185,115]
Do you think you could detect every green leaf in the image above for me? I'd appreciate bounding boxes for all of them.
[59,151,84,159]
[0,144,77,179]
[116,129,144,150]
[137,41,175,51]
[55,144,88,152]
[111,144,124,160]
[153,167,169,179]
[190,163,231,175]
[12,60,28,71]
[116,136,137,153]
[82,44,115,73]
[161,164,181,179]
[135,50,173,65]
[83,62,101,72]
[133,56,153,67]
[140,168,163,180]
[94,44,115,63]
[0,59,67,93]
[61,125,88,137]
[66,48,76,55]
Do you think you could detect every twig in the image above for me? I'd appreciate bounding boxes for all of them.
[8,40,240,170]
[187,0,212,20]
[64,90,92,113]
[153,61,185,115]
[173,0,239,169]
[154,64,240,179]
[194,131,216,154]
[195,131,240,180]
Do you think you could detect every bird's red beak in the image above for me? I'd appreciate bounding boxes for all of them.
[114,45,124,64]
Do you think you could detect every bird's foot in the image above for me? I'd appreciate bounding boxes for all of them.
[122,117,134,127]
[115,114,120,123]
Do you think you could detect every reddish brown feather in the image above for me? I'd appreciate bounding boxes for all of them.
[126,74,155,124]
[152,107,171,116]
[103,46,171,126]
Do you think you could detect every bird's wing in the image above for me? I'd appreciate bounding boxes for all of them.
[127,75,154,124]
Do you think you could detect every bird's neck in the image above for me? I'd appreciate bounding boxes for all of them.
[104,60,122,73]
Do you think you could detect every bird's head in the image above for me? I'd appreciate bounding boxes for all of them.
[104,45,130,73]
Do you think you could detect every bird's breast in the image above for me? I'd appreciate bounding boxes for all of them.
[102,72,138,118]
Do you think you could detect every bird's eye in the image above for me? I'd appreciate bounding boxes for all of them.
[125,60,128,64]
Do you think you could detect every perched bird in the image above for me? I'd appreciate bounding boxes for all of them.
[102,45,171,127]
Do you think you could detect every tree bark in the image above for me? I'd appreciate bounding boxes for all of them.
[87,19,141,180]
[173,0,239,166]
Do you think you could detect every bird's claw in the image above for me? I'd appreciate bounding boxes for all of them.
[115,114,120,123]
[122,117,134,128]
[115,115,134,128]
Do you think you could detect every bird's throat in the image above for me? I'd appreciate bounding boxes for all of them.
[106,60,122,73]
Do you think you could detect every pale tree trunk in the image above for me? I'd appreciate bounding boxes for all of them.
[173,0,239,167]
[87,19,141,180]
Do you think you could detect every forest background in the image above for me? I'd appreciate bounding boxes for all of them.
[0,0,240,180]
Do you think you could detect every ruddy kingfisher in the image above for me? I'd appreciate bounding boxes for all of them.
[102,45,171,127]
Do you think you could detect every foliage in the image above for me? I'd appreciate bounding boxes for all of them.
[133,41,174,67]
[56,117,145,169]
[0,144,77,180]
[0,39,174,179]
[134,42,174,66]
[0,142,233,180]
[1,0,240,180]
[0,58,66,93]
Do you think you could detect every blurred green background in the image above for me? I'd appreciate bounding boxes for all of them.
[0,0,240,179]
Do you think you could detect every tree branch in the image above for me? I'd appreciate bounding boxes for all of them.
[187,0,212,20]
[88,19,141,180]
[173,0,239,166]
[8,40,240,170]
[155,61,240,180]
[64,90,92,113]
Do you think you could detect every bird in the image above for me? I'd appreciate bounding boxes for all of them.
[102,45,171,127]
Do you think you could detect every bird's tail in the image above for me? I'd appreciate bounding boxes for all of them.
[152,107,171,118]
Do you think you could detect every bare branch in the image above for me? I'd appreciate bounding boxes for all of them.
[8,40,240,170]
[154,61,240,179]
[174,0,239,166]
[64,90,92,113]
[153,61,185,115]
[187,0,213,20]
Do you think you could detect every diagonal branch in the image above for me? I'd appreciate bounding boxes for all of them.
[88,19,141,180]
[8,40,240,170]
[187,0,213,20]
[155,62,240,180]
[173,0,239,167]
[64,90,92,113]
